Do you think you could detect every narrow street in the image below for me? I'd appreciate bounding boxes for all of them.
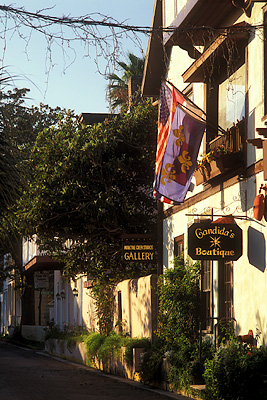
[0,342,189,400]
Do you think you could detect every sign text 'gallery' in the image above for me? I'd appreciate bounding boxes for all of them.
[123,243,155,262]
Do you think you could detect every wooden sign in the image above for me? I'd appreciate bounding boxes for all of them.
[123,242,155,262]
[188,222,242,261]
[34,271,49,290]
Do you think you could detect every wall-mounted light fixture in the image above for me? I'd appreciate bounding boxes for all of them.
[56,292,61,301]
[60,290,65,299]
[73,288,78,297]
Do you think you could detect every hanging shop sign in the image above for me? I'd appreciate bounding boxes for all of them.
[122,242,156,262]
[188,222,242,261]
[34,271,50,290]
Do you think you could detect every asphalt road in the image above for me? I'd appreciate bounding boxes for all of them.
[0,342,190,400]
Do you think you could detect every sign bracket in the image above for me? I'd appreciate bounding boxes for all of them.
[185,213,265,225]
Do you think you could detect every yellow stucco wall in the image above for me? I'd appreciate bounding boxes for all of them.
[114,274,157,339]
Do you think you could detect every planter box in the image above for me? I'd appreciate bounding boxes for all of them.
[194,167,207,186]
[206,152,242,180]
[208,159,224,179]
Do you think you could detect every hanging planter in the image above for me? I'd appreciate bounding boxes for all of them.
[208,152,242,179]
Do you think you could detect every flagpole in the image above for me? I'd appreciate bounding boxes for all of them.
[176,102,226,135]
[166,80,226,135]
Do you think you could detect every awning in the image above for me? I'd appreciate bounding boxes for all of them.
[182,26,250,83]
[24,256,63,274]
[212,215,236,224]
[163,0,241,47]
[141,0,166,97]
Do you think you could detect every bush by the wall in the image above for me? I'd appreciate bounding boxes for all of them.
[139,338,165,384]
[124,337,151,367]
[156,257,202,391]
[204,340,267,400]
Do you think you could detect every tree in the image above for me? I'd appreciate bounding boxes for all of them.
[2,96,157,281]
[0,87,67,277]
[0,87,67,217]
[107,53,145,111]
[0,5,150,79]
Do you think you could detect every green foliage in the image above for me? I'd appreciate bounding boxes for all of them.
[155,258,201,390]
[91,281,115,335]
[204,341,267,400]
[139,338,165,384]
[124,337,151,367]
[97,332,126,370]
[0,87,66,218]
[138,258,202,390]
[83,332,107,366]
[3,97,157,282]
[0,87,68,284]
[157,257,200,347]
[107,52,145,110]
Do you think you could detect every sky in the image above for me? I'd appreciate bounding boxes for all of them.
[0,1,154,115]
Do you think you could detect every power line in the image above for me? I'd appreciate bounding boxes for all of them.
[0,5,265,35]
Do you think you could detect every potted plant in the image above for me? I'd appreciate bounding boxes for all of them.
[195,145,240,182]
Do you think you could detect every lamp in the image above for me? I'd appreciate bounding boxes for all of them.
[73,288,78,297]
[60,290,65,299]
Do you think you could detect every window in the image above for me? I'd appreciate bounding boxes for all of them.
[218,64,246,131]
[201,260,213,332]
[217,260,234,342]
[219,260,234,321]
[182,30,248,149]
[117,291,122,332]
[174,234,184,258]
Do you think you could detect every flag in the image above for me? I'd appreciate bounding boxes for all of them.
[154,82,185,204]
[154,83,206,204]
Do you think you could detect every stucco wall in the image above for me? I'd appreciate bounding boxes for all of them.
[52,273,157,340]
[160,2,267,346]
[114,274,157,339]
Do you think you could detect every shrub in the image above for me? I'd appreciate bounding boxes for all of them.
[97,332,126,370]
[83,332,107,366]
[156,257,201,391]
[124,337,151,367]
[139,339,165,384]
[204,341,267,400]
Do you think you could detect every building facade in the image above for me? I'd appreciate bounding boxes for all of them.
[142,0,267,346]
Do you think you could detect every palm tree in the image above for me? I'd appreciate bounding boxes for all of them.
[107,53,145,111]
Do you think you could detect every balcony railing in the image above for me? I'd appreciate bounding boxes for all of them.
[194,119,245,185]
[209,118,245,153]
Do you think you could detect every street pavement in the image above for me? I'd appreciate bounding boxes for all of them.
[0,342,192,400]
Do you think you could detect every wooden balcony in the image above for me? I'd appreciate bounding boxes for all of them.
[194,119,245,185]
[209,118,245,153]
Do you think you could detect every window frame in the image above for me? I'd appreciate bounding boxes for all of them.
[174,234,184,258]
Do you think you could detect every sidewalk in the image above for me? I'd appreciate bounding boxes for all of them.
[4,336,201,400]
[40,350,200,400]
